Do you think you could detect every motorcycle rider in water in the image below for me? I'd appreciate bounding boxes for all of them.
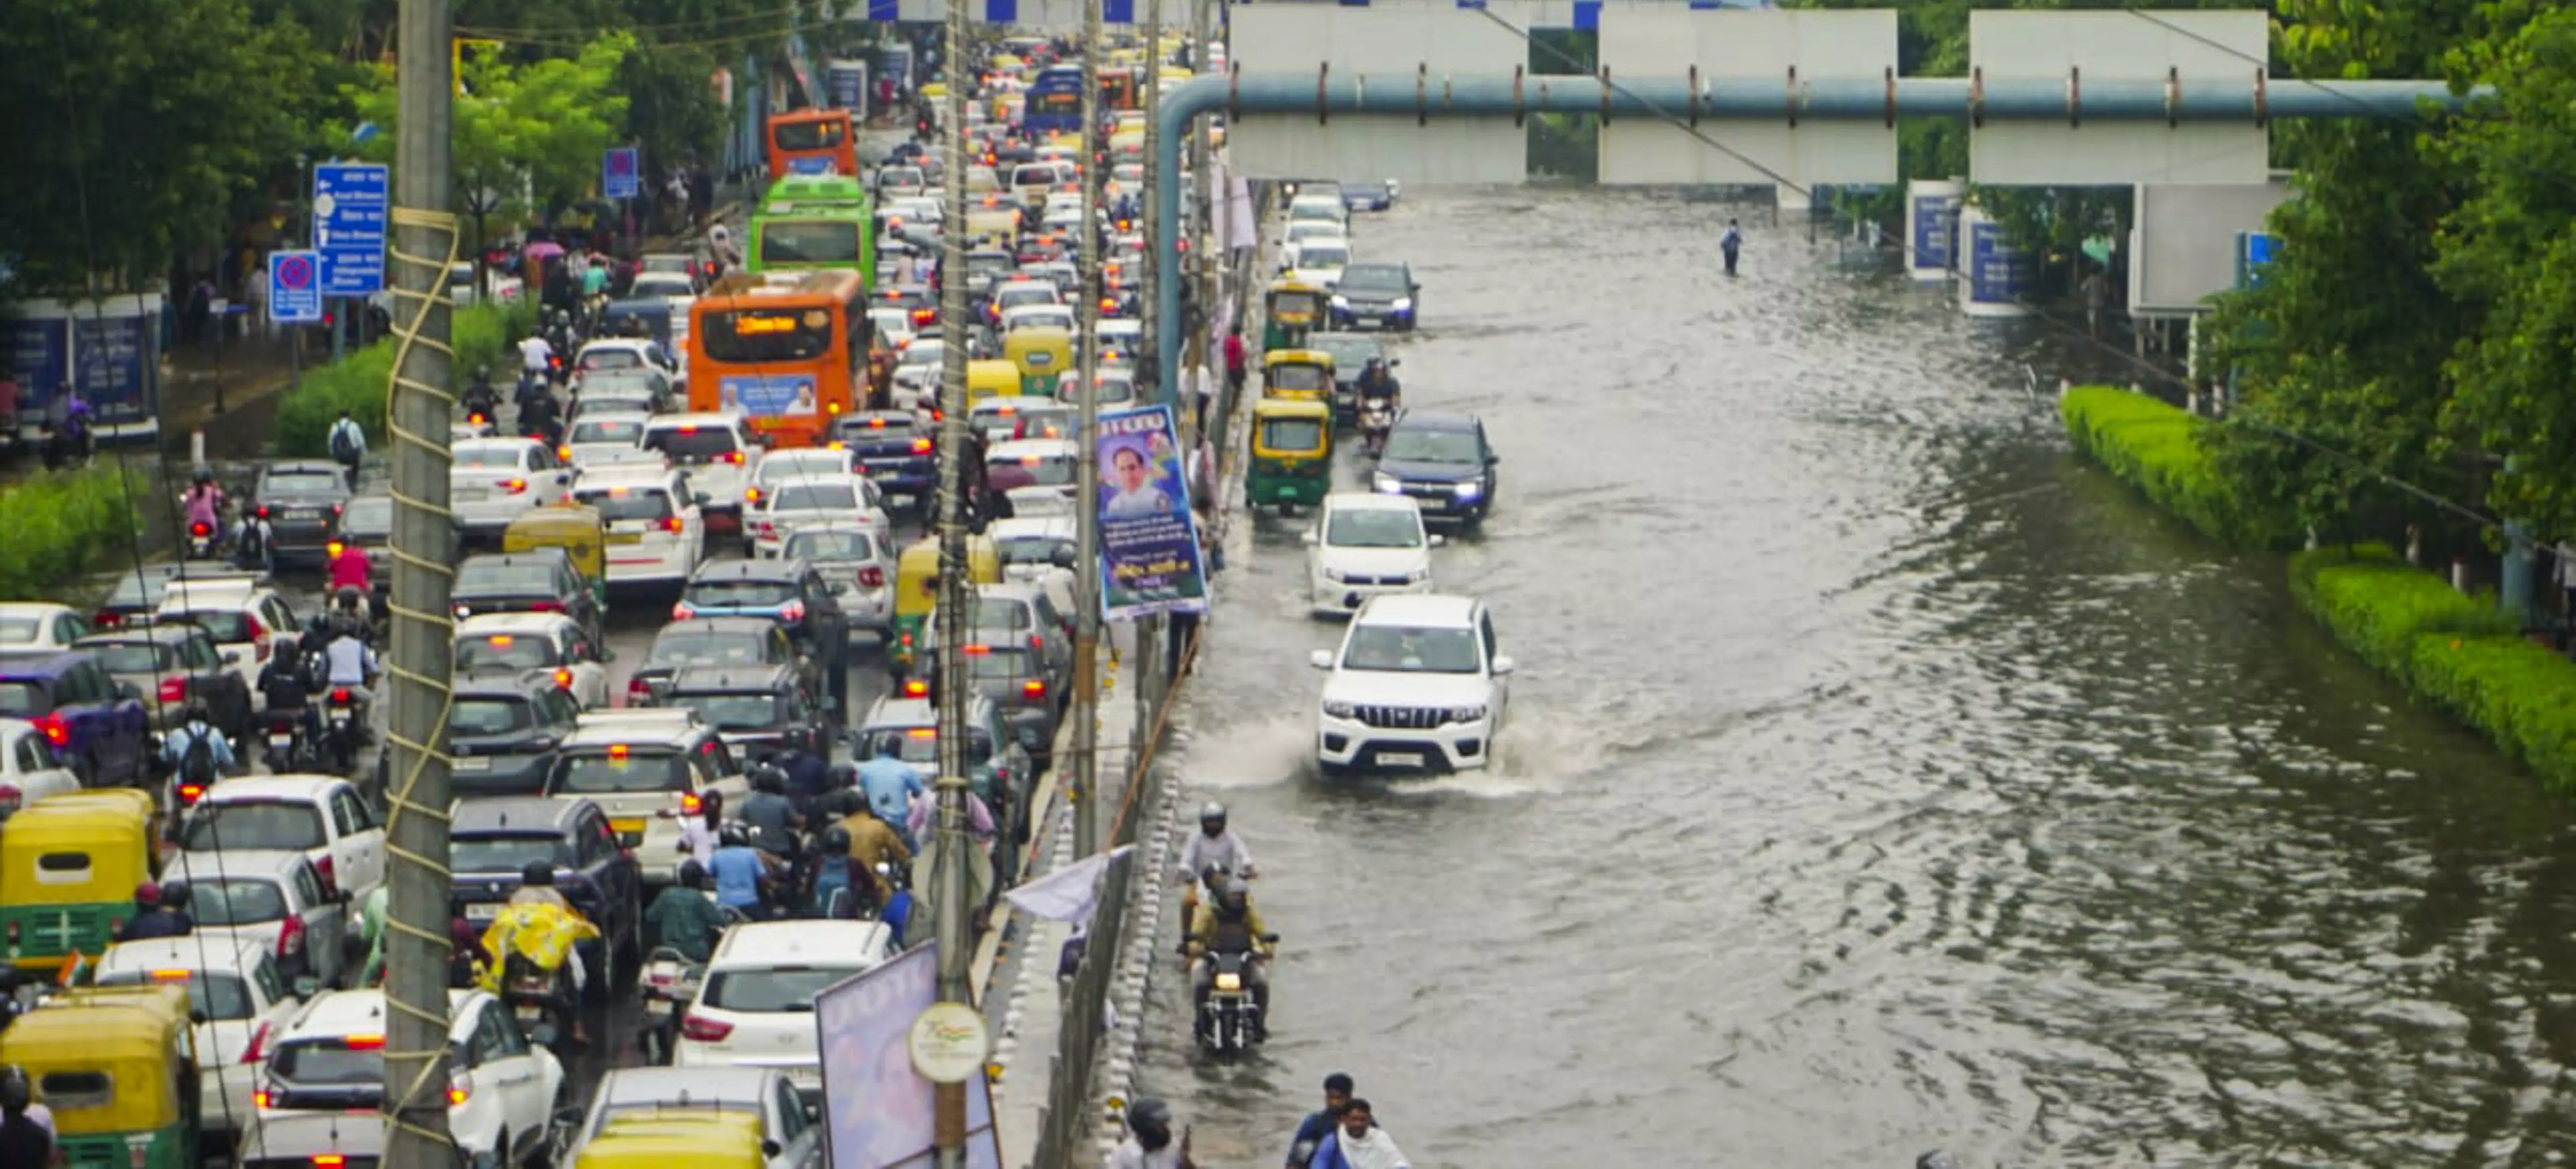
[1175,802,1254,921]
[643,860,728,964]
[1110,1098,1195,1169]
[1185,876,1272,1040]
[1355,359,1400,456]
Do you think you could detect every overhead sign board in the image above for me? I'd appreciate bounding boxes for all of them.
[268,250,323,325]
[1597,9,1898,187]
[1226,5,1528,184]
[313,163,389,296]
[1969,10,2269,186]
[602,148,640,200]
[889,0,1134,26]
[2127,178,2290,312]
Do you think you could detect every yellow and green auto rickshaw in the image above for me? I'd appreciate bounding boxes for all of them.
[966,359,1021,405]
[1005,326,1075,396]
[502,505,611,618]
[1,982,200,1168]
[1,788,159,977]
[574,1111,770,1169]
[1263,277,1328,353]
[1248,398,1334,514]
[1262,349,1335,403]
[890,534,1002,678]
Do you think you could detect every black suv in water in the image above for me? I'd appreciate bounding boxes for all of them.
[626,617,808,708]
[451,550,604,646]
[250,461,354,567]
[1327,262,1419,333]
[448,795,642,998]
[1372,411,1498,526]
[445,673,583,798]
[662,664,828,764]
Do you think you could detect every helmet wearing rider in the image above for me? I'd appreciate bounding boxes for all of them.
[1198,801,1226,838]
[1216,877,1250,920]
[1125,1098,1176,1151]
[717,822,753,850]
[822,825,852,856]
[182,697,213,727]
[678,859,711,890]
[753,764,787,795]
[0,1065,28,1115]
[522,861,555,888]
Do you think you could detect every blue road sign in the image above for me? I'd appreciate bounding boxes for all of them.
[603,148,641,200]
[269,250,323,325]
[313,163,389,296]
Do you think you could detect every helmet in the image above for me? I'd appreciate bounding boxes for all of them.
[1219,877,1249,905]
[1197,802,1226,831]
[753,764,787,794]
[1125,1098,1173,1134]
[677,860,708,888]
[823,825,852,854]
[159,880,191,910]
[477,364,492,379]
[521,860,556,887]
[182,698,213,725]
[718,822,752,849]
[134,881,162,907]
[0,1066,27,1114]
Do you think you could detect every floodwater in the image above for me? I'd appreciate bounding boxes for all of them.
[1136,185,2576,1167]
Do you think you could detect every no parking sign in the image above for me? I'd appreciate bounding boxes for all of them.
[603,148,640,200]
[269,250,322,325]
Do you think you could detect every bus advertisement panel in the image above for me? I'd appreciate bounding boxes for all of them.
[765,109,857,180]
[687,270,870,448]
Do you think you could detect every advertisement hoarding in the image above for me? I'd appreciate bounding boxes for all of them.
[1094,404,1210,620]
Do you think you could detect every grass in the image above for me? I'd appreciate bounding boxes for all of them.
[273,302,537,457]
[0,464,142,602]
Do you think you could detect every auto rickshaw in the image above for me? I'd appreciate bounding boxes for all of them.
[0,982,200,1167]
[501,505,611,628]
[1248,398,1334,514]
[1262,349,1336,403]
[891,533,1001,678]
[1006,326,1075,396]
[574,1111,769,1169]
[1263,277,1328,353]
[1,788,159,976]
[966,359,1021,404]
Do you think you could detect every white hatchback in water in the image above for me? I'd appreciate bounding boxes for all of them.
[1304,493,1441,616]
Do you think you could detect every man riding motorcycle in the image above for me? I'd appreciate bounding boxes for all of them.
[1175,802,1254,920]
[486,861,599,1042]
[644,859,729,964]
[460,366,502,426]
[255,634,318,766]
[737,764,805,858]
[1354,359,1400,456]
[320,622,379,754]
[708,822,784,919]
[1185,877,1272,1041]
[837,797,913,916]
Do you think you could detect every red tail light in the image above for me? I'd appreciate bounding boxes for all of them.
[671,602,696,621]
[911,438,933,455]
[190,522,212,538]
[177,783,206,807]
[34,714,68,749]
[555,445,570,461]
[911,308,936,325]
[858,566,884,588]
[248,616,270,661]
[342,1033,385,1050]
[0,786,22,817]
[500,478,528,494]
[331,689,353,704]
[157,677,187,706]
[779,600,807,623]
[1023,679,1047,702]
[314,1156,346,1168]
[679,792,702,815]
[93,609,120,629]
[256,505,272,520]
[724,451,745,465]
[662,515,684,534]
[313,854,337,898]
[552,668,574,690]
[679,1012,735,1042]
[902,680,927,698]
[241,1019,273,1065]
[276,912,307,960]
[628,676,653,700]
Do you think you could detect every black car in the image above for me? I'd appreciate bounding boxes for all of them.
[449,795,642,998]
[1329,262,1419,333]
[74,624,254,739]
[446,674,583,798]
[911,621,1059,765]
[451,551,603,645]
[662,664,828,764]
[832,411,937,502]
[1307,332,1391,417]
[88,564,191,631]
[676,558,848,655]
[334,495,397,595]
[1373,411,1499,525]
[1341,179,1399,211]
[627,616,806,707]
[251,461,354,566]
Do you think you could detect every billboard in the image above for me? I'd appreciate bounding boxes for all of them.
[1094,404,1210,620]
[72,313,152,424]
[2,316,68,406]
[719,372,822,417]
[1958,206,2037,319]
[816,942,1001,1169]
[2126,178,2294,314]
[1906,180,1964,283]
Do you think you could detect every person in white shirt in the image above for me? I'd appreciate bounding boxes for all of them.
[516,332,555,396]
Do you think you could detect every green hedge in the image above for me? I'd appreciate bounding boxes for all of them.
[2292,545,2576,790]
[274,302,536,458]
[2059,385,2295,549]
[0,464,142,602]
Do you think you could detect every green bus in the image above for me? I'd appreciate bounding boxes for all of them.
[748,174,876,280]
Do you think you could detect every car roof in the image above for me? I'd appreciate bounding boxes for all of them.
[1355,593,1481,628]
[260,461,346,478]
[1323,491,1423,514]
[561,710,705,749]
[656,616,779,638]
[76,623,207,646]
[201,775,345,804]
[455,436,541,454]
[169,849,310,881]
[990,516,1075,539]
[645,412,750,430]
[450,673,558,701]
[0,653,85,684]
[987,439,1077,459]
[1395,411,1480,434]
[570,410,656,428]
[709,919,893,969]
[283,988,479,1041]
[667,664,796,692]
[689,558,803,582]
[452,796,581,834]
[570,465,677,487]
[464,550,569,569]
[591,1065,781,1110]
[99,935,271,974]
[456,611,578,636]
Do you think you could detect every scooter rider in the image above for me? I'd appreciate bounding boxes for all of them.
[1175,802,1254,920]
[643,860,728,963]
[1185,876,1272,1035]
[738,764,805,858]
[1355,359,1399,454]
[161,699,235,792]
[709,822,784,919]
[505,863,590,996]
[1111,1098,1196,1169]
[460,366,502,423]
[256,635,318,758]
[322,620,380,736]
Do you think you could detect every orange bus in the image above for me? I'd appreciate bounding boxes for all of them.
[765,109,858,180]
[687,270,873,448]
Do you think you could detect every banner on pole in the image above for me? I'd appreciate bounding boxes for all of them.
[817,942,1001,1169]
[1094,404,1211,620]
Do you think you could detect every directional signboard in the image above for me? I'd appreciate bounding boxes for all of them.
[1969,10,2269,186]
[1227,4,1527,183]
[1597,9,1897,187]
[268,250,323,325]
[603,148,641,200]
[313,163,389,296]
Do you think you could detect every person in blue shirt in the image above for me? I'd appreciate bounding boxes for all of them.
[707,823,781,919]
[1285,1073,1356,1168]
[160,700,237,786]
[857,752,925,851]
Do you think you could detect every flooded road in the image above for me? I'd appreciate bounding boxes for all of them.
[1137,186,2576,1166]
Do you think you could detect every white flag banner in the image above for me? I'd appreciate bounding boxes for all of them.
[1003,845,1137,923]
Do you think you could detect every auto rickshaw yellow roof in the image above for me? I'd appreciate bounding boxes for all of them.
[3,983,190,1055]
[1267,276,1327,295]
[2,787,155,844]
[1253,397,1333,420]
[1264,349,1334,366]
[576,1109,768,1164]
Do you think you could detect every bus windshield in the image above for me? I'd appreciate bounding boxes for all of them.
[773,119,846,150]
[759,221,862,266]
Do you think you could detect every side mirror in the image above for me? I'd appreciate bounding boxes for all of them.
[189,1009,210,1026]
[1299,531,1318,546]
[1487,452,1500,464]
[1427,534,1447,548]
[292,975,320,998]
[1491,655,1516,677]
[1388,358,1401,368]
[1307,649,1334,671]
[763,1141,784,1158]
[694,492,712,506]
[1050,546,1076,568]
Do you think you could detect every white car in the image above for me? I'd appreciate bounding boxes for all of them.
[96,937,304,1139]
[560,410,652,469]
[178,773,391,907]
[1052,369,1137,410]
[570,1066,824,1169]
[641,413,764,544]
[780,524,894,634]
[1287,191,1351,231]
[984,438,1080,503]
[1282,219,1346,250]
[1305,493,1441,616]
[1283,237,1351,290]
[990,279,1064,317]
[990,516,1079,619]
[875,165,928,199]
[254,988,564,1167]
[891,339,946,407]
[0,602,92,662]
[164,849,351,990]
[749,473,891,558]
[1309,594,1513,776]
[672,919,901,1095]
[745,445,862,509]
[155,578,299,692]
[1095,318,1144,363]
[867,306,917,352]
[236,1109,389,1168]
[451,437,574,537]
[969,396,1052,443]
[454,611,613,710]
[569,464,709,586]
[0,717,83,819]
[572,337,682,393]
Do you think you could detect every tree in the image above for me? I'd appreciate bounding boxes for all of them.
[0,0,326,296]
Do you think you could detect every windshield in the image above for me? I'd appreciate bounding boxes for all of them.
[1381,428,1482,465]
[456,633,559,671]
[1341,625,1482,674]
[570,420,646,447]
[88,641,171,673]
[452,834,575,874]
[1007,311,1073,333]
[998,536,1069,567]
[967,253,1014,279]
[856,729,986,765]
[775,482,859,511]
[1268,364,1329,393]
[452,447,526,470]
[645,429,742,461]
[575,488,674,524]
[553,750,690,794]
[273,1041,382,1086]
[649,631,770,667]
[167,609,253,644]
[448,698,531,737]
[703,967,868,1012]
[702,309,834,363]
[0,618,45,645]
[992,454,1075,486]
[762,451,853,480]
[343,497,394,534]
[261,471,343,499]
[963,648,1037,682]
[1327,509,1422,549]
[180,801,326,852]
[187,878,290,926]
[670,692,783,730]
[772,118,846,150]
[1272,292,1320,316]
[1338,266,1407,293]
[684,580,797,609]
[883,168,924,185]
[1297,245,1348,269]
[760,221,863,266]
[898,343,942,368]
[1313,338,1380,370]
[1260,417,1325,453]
[457,562,557,594]
[787,530,877,562]
[96,970,253,1020]
[580,349,644,371]
[998,287,1055,309]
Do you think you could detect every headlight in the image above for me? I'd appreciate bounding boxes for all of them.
[1330,295,1349,308]
[1450,705,1488,723]
[1214,972,1243,991]
[1391,297,1413,310]
[1372,473,1400,494]
[1321,699,1356,718]
[1453,480,1483,499]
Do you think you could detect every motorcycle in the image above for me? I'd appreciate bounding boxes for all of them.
[638,946,705,1064]
[1358,399,1394,458]
[321,688,364,774]
[185,520,221,560]
[261,709,313,773]
[1196,932,1278,1058]
[501,952,580,1054]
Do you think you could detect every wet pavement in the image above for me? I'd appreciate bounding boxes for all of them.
[1133,185,2576,1166]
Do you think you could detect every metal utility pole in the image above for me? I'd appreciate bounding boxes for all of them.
[1136,0,1168,718]
[385,0,459,1160]
[1070,0,1106,858]
[1188,0,1214,445]
[930,0,975,1164]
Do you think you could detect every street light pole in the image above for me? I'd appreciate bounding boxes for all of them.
[1071,0,1106,858]
[931,0,976,1164]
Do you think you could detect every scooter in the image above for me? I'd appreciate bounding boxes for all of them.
[1195,933,1277,1059]
[501,951,580,1055]
[321,688,365,775]
[1358,400,1394,458]
[185,520,221,560]
[261,709,313,773]
[638,945,705,1064]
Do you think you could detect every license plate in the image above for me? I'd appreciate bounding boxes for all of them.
[455,487,489,501]
[869,466,902,478]
[784,1065,821,1084]
[268,734,292,749]
[452,756,491,771]
[287,507,323,520]
[611,817,646,835]
[466,903,501,920]
[1378,752,1424,768]
[514,1004,543,1021]
[606,531,644,544]
[328,711,353,727]
[645,999,672,1018]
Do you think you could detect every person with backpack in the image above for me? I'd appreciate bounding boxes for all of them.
[327,410,367,489]
[161,699,235,799]
[233,506,273,573]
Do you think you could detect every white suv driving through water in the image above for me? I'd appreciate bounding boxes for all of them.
[1309,594,1512,776]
